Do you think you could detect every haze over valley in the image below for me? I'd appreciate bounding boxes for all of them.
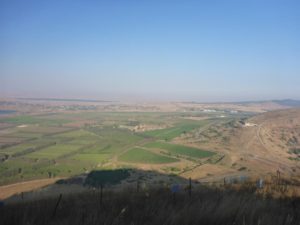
[1,1,300,225]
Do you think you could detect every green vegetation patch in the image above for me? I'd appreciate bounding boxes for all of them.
[143,122,204,140]
[87,128,144,153]
[119,148,178,164]
[72,153,109,164]
[0,116,43,124]
[57,129,96,138]
[0,143,39,155]
[85,169,131,186]
[145,142,215,159]
[0,115,70,126]
[289,148,300,155]
[39,159,93,176]
[52,129,99,145]
[83,145,112,154]
[27,144,80,159]
[288,157,300,161]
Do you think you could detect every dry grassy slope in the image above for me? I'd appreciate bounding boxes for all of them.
[236,109,299,176]
[250,108,300,127]
[2,186,300,225]
[178,109,300,180]
[249,108,300,154]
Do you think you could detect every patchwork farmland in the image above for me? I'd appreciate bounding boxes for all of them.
[0,111,218,186]
[1,104,300,202]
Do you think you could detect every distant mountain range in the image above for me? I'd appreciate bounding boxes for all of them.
[15,98,300,107]
[17,98,114,103]
[272,99,300,107]
[228,99,300,107]
[182,99,300,107]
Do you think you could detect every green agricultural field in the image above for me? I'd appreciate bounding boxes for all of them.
[0,115,70,126]
[144,142,215,159]
[0,158,32,172]
[0,158,44,184]
[0,116,44,124]
[57,129,99,145]
[143,120,209,140]
[39,159,93,176]
[0,143,39,155]
[17,125,70,134]
[82,145,112,154]
[4,131,44,139]
[119,148,179,164]
[87,128,144,153]
[27,144,81,159]
[57,129,96,138]
[72,153,109,164]
[0,110,225,185]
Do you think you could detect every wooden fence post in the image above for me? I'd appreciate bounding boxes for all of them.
[52,193,62,218]
[189,177,192,198]
[276,169,281,185]
[100,184,103,207]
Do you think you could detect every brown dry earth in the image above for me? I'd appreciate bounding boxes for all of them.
[0,178,61,200]
[176,109,300,181]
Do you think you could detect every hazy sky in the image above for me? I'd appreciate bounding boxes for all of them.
[1,0,299,101]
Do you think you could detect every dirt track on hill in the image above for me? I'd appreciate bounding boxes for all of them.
[0,178,61,200]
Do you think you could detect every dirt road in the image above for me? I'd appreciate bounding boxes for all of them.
[0,178,61,200]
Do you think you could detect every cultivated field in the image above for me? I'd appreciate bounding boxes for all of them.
[119,148,179,164]
[0,99,299,200]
